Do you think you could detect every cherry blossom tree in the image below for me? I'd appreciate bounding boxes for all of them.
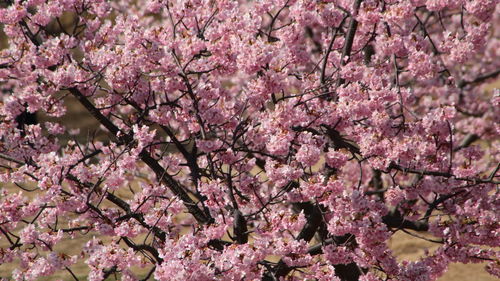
[0,0,499,280]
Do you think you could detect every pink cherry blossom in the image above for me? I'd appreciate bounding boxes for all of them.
[0,0,499,280]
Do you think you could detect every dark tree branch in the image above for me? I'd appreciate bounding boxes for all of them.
[383,209,429,231]
[68,87,213,225]
[453,133,479,152]
[457,69,500,88]
[262,202,324,281]
[336,0,363,88]
[388,162,499,184]
[233,209,249,244]
[121,236,163,263]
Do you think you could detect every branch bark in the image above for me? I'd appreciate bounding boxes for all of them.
[68,87,213,225]
[336,0,363,88]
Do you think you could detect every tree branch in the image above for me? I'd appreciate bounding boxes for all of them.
[457,69,500,88]
[336,0,363,88]
[68,87,213,225]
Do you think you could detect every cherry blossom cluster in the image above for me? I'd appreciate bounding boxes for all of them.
[0,0,499,280]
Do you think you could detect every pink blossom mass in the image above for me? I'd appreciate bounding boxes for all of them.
[0,0,499,280]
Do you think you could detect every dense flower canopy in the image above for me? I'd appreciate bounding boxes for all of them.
[0,0,499,280]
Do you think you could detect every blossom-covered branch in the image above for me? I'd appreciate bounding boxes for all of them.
[0,0,499,280]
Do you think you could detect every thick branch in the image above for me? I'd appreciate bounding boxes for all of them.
[68,87,213,225]
[383,209,429,231]
[263,202,324,280]
[453,133,479,152]
[337,0,363,87]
